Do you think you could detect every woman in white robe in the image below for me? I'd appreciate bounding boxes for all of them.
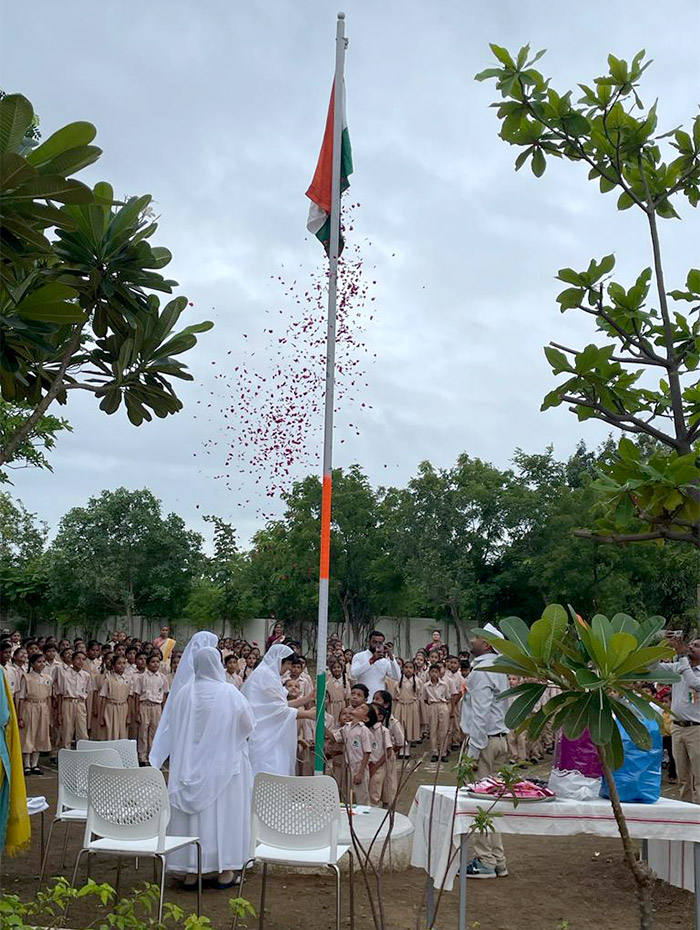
[149,630,218,771]
[158,646,255,887]
[242,643,316,777]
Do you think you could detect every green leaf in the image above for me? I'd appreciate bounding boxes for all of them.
[35,144,102,178]
[0,94,34,155]
[26,121,97,167]
[528,616,556,662]
[604,720,624,769]
[587,691,614,745]
[609,698,652,751]
[504,683,547,729]
[556,287,585,310]
[574,668,606,689]
[499,616,532,654]
[475,68,504,82]
[0,152,38,189]
[15,283,86,323]
[490,44,516,68]
[11,175,93,203]
[531,148,546,177]
[544,346,570,372]
[542,604,568,627]
[608,632,638,669]
[482,635,540,673]
[562,693,593,740]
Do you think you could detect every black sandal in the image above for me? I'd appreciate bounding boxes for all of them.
[31,766,43,775]
[24,767,31,776]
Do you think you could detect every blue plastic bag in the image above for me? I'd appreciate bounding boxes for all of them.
[600,711,662,804]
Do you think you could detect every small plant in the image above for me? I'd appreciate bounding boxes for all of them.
[0,877,253,930]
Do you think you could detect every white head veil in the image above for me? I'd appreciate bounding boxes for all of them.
[149,630,218,769]
[242,643,298,776]
[163,646,255,815]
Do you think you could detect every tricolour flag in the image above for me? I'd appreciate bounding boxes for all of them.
[306,80,353,253]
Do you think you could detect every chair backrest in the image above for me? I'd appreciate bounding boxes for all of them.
[77,739,139,768]
[57,748,122,814]
[250,774,341,856]
[85,765,170,850]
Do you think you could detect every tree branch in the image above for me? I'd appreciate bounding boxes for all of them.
[575,527,698,546]
[560,394,680,448]
[638,155,690,451]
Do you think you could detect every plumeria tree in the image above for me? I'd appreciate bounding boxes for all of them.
[475,606,679,930]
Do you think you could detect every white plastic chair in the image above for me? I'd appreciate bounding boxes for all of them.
[69,764,202,923]
[77,738,139,768]
[233,773,353,930]
[38,747,122,888]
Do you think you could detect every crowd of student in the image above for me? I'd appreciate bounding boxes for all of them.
[0,623,550,786]
[0,628,175,773]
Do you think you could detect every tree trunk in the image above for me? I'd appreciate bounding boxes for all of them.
[597,748,655,930]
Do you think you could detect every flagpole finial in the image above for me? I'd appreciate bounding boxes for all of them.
[337,11,345,19]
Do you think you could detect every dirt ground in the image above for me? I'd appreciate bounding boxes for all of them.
[1,756,693,930]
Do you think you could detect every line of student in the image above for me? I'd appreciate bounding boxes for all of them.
[0,635,174,773]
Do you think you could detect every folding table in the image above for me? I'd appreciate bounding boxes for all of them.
[409,784,700,930]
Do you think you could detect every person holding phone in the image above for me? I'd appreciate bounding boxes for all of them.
[350,631,401,700]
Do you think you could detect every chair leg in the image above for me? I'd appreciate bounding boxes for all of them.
[348,852,355,930]
[259,861,268,930]
[157,854,166,925]
[329,863,341,930]
[65,848,87,921]
[38,819,57,888]
[116,857,122,897]
[231,859,253,930]
[60,820,71,870]
[195,841,202,917]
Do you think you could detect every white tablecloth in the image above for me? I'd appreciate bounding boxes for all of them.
[409,784,700,891]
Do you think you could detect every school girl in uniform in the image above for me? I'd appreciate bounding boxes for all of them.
[326,662,351,725]
[394,661,421,750]
[98,654,131,741]
[17,652,52,774]
[421,663,452,762]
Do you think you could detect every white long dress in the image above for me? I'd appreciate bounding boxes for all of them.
[242,643,298,777]
[158,646,255,874]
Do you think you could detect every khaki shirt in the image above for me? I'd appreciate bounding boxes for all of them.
[58,667,93,700]
[334,720,371,769]
[421,680,452,704]
[133,669,169,704]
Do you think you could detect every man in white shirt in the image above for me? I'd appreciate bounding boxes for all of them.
[460,624,510,879]
[350,631,400,700]
[665,636,700,803]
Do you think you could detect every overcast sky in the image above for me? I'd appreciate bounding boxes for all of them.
[1,1,698,549]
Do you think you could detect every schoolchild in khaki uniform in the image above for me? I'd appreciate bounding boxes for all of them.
[326,663,351,725]
[372,690,406,806]
[17,653,52,773]
[394,661,421,748]
[332,702,372,804]
[132,654,169,764]
[56,651,93,748]
[367,705,392,806]
[421,664,452,762]
[98,655,131,741]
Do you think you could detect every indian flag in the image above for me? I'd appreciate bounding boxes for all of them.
[306,80,353,253]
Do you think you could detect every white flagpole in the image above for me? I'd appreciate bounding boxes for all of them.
[314,11,347,775]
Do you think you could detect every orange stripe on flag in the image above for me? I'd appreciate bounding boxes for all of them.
[319,473,332,580]
[306,83,335,215]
